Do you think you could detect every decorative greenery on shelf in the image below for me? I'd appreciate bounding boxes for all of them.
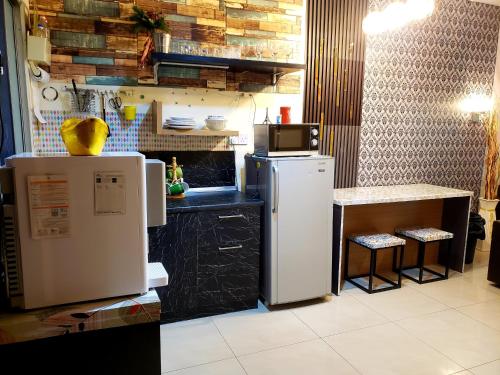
[483,100,499,200]
[130,5,170,34]
[130,5,170,67]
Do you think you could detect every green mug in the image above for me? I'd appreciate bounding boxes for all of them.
[168,182,184,195]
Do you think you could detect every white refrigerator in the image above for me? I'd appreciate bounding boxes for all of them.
[246,155,334,305]
[2,152,155,309]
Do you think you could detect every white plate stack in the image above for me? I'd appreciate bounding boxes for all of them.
[165,117,197,130]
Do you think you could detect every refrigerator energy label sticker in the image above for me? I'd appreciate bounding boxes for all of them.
[27,175,70,240]
[94,172,126,216]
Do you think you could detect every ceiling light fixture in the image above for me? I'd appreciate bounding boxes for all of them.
[363,0,435,35]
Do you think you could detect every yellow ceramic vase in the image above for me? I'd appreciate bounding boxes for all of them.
[60,117,110,156]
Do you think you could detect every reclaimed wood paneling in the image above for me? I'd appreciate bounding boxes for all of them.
[35,0,305,91]
[50,62,97,75]
[135,0,177,14]
[303,0,367,188]
[51,31,106,49]
[64,0,120,17]
[94,21,135,37]
[46,16,96,33]
[106,35,137,53]
[96,65,138,77]
[36,0,64,12]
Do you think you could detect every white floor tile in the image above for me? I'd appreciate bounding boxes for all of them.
[326,323,463,375]
[292,295,388,336]
[469,360,500,375]
[238,339,358,375]
[325,322,463,375]
[213,310,317,356]
[467,252,491,268]
[409,277,500,308]
[397,309,500,368]
[161,318,234,372]
[352,286,450,321]
[462,266,489,281]
[165,359,246,375]
[458,300,500,330]
[462,267,500,296]
[341,281,365,295]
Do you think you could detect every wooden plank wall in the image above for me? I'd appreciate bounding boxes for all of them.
[32,0,304,93]
[303,0,368,188]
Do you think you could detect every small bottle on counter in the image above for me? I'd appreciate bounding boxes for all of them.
[276,115,282,124]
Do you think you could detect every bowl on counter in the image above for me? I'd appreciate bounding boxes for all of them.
[205,117,227,131]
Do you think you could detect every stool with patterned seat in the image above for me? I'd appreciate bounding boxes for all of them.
[345,233,406,294]
[395,227,453,284]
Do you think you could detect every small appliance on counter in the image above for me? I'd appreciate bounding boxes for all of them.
[245,154,334,305]
[254,123,320,157]
[0,152,167,310]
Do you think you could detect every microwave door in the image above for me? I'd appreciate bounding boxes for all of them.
[268,126,315,156]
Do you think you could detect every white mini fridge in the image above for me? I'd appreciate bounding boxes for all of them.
[246,155,334,305]
[3,152,151,309]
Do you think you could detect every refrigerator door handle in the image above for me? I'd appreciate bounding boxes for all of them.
[272,165,279,213]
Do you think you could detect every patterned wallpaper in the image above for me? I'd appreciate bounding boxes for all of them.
[32,110,230,152]
[34,0,303,93]
[357,0,500,207]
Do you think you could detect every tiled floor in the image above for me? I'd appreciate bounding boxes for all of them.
[160,261,500,375]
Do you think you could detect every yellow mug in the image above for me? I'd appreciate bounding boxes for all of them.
[123,105,137,121]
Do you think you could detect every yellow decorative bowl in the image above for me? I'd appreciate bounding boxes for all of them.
[60,117,110,156]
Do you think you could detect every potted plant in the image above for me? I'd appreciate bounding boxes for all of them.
[130,6,170,67]
[478,100,499,252]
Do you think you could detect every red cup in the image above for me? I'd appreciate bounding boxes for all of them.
[280,107,291,124]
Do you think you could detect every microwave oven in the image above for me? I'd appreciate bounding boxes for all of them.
[254,124,320,157]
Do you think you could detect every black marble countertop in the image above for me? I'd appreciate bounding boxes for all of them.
[167,190,264,213]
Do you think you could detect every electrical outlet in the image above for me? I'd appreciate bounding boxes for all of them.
[230,134,249,145]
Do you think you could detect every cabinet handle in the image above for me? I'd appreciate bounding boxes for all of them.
[218,245,243,251]
[218,214,246,220]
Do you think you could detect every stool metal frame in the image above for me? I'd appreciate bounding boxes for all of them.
[395,235,451,284]
[345,239,405,294]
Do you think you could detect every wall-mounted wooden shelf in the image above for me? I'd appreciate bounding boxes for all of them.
[151,101,239,137]
[156,128,239,136]
[151,53,305,86]
[152,53,305,74]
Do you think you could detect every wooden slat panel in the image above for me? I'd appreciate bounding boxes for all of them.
[303,0,368,188]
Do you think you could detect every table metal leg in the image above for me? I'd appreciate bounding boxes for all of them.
[418,241,425,283]
[398,245,405,287]
[345,239,351,280]
[369,249,376,293]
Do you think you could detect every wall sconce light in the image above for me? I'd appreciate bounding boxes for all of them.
[459,94,493,123]
[363,0,435,35]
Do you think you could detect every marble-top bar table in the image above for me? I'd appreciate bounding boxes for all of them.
[332,184,473,294]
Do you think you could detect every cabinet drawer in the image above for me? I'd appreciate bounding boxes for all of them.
[198,242,260,276]
[197,207,261,246]
[197,286,259,315]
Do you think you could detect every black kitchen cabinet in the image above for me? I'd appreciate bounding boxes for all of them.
[149,206,261,323]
